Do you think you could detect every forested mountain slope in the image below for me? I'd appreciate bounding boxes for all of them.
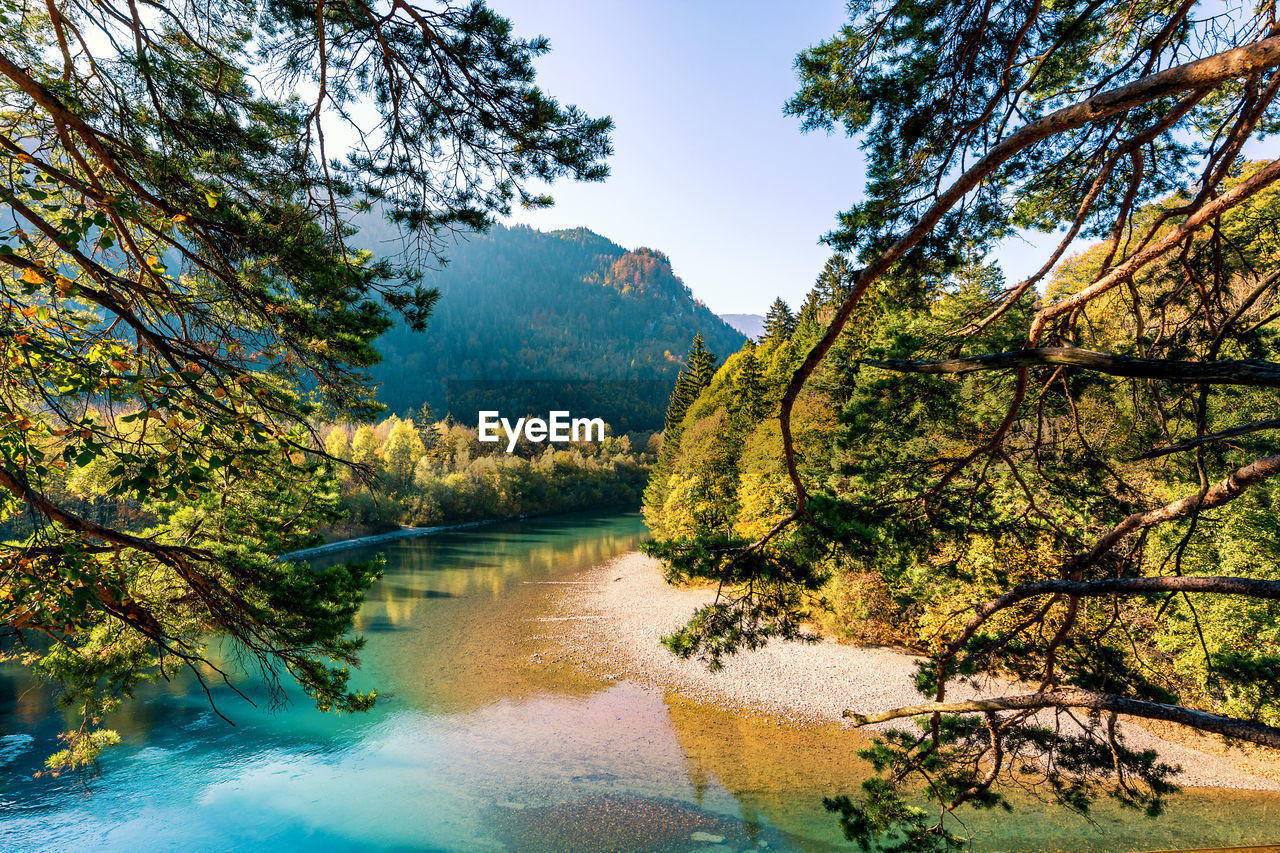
[356,224,745,428]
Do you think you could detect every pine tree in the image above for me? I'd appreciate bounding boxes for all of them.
[813,256,854,306]
[793,256,857,348]
[686,333,717,390]
[733,345,768,423]
[645,334,719,526]
[661,334,716,435]
[762,297,797,342]
[663,371,696,436]
[415,403,438,453]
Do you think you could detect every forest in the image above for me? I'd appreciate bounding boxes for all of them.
[321,412,656,536]
[3,0,1280,851]
[651,171,1280,720]
[648,180,1280,846]
[640,5,1280,847]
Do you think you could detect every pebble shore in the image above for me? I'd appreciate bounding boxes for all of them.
[550,551,1280,792]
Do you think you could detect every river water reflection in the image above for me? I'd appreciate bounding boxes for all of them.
[1,511,1277,852]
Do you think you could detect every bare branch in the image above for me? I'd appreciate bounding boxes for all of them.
[944,573,1280,667]
[1080,453,1280,568]
[844,689,1280,749]
[1133,417,1280,460]
[863,347,1280,388]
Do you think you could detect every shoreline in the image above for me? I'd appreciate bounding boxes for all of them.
[280,517,511,560]
[550,550,1280,793]
[282,504,644,561]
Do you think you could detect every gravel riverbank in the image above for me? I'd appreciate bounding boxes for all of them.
[550,550,1280,792]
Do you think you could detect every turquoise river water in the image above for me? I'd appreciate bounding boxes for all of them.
[2,511,1278,852]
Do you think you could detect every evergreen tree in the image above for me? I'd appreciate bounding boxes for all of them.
[732,345,768,423]
[812,256,854,305]
[662,375,694,436]
[415,404,438,453]
[662,334,717,435]
[763,298,797,342]
[793,256,859,348]
[645,334,719,526]
[686,334,717,391]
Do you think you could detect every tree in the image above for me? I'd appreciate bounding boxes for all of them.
[382,419,427,487]
[324,427,351,462]
[643,334,718,525]
[731,345,768,423]
[414,404,438,454]
[793,256,858,350]
[659,334,717,437]
[763,297,796,342]
[687,333,717,390]
[323,426,352,486]
[0,0,610,771]
[350,425,382,467]
[646,4,1280,849]
[360,225,745,426]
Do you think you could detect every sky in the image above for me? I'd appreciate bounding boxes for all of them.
[495,0,866,316]
[489,3,1273,318]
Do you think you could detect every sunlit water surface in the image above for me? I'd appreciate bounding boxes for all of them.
[2,511,1278,852]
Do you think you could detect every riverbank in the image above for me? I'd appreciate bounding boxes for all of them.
[549,550,1280,792]
[281,517,516,560]
[285,504,643,560]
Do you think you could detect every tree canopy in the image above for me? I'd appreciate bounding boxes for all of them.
[645,3,1280,849]
[0,0,609,772]
[763,297,797,343]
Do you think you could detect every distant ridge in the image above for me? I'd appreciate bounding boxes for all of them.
[720,313,766,341]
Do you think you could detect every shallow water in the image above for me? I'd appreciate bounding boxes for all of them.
[1,511,1277,852]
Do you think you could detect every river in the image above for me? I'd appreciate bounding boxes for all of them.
[1,511,1277,852]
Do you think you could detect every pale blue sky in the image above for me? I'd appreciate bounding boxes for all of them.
[496,1,1066,315]
[498,0,870,315]
[403,3,1261,316]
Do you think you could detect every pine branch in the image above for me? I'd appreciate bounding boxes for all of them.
[862,347,1280,388]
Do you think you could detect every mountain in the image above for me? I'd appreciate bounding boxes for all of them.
[359,224,747,431]
[720,313,766,341]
